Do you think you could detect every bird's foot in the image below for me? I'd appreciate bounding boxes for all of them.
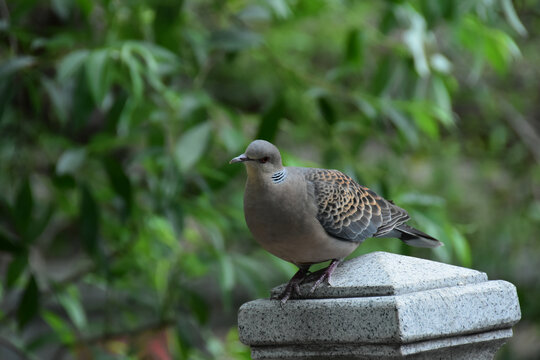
[274,266,310,305]
[278,281,301,305]
[309,259,342,294]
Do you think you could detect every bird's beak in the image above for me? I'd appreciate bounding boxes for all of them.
[229,154,250,164]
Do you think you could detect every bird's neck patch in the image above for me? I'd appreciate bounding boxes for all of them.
[271,169,287,184]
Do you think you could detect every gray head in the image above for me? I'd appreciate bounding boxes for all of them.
[229,140,283,174]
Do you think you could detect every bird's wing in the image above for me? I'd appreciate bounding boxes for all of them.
[304,168,410,242]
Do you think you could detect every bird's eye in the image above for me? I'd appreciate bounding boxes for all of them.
[259,156,269,164]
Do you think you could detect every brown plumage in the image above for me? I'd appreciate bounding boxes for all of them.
[230,140,442,303]
[305,169,409,242]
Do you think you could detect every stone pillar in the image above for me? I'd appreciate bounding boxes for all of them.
[238,252,521,360]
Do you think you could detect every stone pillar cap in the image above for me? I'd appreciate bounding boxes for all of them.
[240,251,521,354]
[271,251,487,299]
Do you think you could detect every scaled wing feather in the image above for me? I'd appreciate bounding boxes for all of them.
[304,169,409,242]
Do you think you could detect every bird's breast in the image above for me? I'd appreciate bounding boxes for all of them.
[243,175,358,264]
[244,178,309,239]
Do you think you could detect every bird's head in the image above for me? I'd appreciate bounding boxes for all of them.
[229,140,283,175]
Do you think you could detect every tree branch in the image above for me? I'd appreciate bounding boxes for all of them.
[501,99,540,165]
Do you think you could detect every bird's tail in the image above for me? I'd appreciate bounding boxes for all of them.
[395,224,443,248]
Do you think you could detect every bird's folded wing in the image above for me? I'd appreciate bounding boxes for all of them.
[304,169,410,242]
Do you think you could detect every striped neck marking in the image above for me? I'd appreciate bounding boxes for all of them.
[271,169,287,184]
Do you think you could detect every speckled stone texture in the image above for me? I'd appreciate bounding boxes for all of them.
[270,252,488,298]
[238,252,521,359]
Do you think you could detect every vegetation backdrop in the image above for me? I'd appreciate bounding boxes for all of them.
[1,0,539,359]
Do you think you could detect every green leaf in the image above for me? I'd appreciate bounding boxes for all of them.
[85,49,109,106]
[6,255,28,288]
[344,29,363,66]
[0,56,35,78]
[181,252,208,277]
[17,275,39,330]
[128,57,143,99]
[184,289,209,324]
[154,259,171,302]
[458,17,520,74]
[267,0,292,19]
[52,174,76,189]
[218,254,235,293]
[370,56,392,95]
[14,179,33,236]
[448,226,472,267]
[440,0,457,20]
[432,77,451,115]
[238,5,271,25]
[219,126,246,154]
[42,77,70,124]
[103,157,133,217]
[384,106,419,146]
[25,332,60,352]
[74,0,93,17]
[121,45,144,99]
[174,122,212,173]
[79,185,99,256]
[353,96,377,119]
[43,311,76,344]
[57,288,87,329]
[25,204,53,244]
[399,5,430,77]
[56,148,86,176]
[489,125,508,153]
[430,53,452,74]
[412,110,439,139]
[256,96,285,143]
[0,196,13,223]
[0,228,24,254]
[210,29,263,51]
[147,216,177,248]
[501,0,527,36]
[57,50,89,81]
[317,96,336,126]
[51,0,72,19]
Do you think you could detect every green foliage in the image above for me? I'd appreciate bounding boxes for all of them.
[0,0,538,359]
[16,275,39,330]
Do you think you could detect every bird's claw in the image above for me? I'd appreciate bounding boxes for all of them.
[273,266,310,305]
[273,260,342,305]
[277,281,302,305]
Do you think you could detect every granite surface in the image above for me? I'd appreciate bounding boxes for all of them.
[249,329,512,359]
[239,252,521,359]
[240,281,520,345]
[270,251,488,299]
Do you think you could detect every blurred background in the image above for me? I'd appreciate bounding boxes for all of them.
[0,0,539,359]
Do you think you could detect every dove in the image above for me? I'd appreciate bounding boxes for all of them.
[230,140,442,303]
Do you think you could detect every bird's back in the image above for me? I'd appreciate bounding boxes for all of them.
[302,168,410,242]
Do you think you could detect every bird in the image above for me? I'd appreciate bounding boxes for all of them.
[230,140,442,303]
